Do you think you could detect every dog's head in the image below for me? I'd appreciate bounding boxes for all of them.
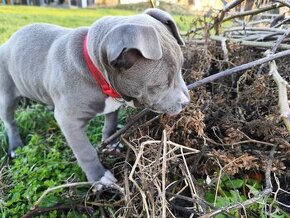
[100,9,190,115]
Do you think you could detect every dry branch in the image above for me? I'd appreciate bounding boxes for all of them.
[266,51,290,133]
[161,130,167,218]
[213,0,245,34]
[187,49,290,89]
[222,3,283,23]
[276,0,290,8]
[101,108,149,147]
[211,35,290,50]
[32,182,124,210]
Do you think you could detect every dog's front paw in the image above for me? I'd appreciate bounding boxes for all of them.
[8,150,16,158]
[102,142,124,153]
[95,170,117,190]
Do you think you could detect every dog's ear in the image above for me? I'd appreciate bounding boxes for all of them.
[104,24,162,69]
[144,8,185,46]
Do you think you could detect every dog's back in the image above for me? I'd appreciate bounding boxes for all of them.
[0,24,78,105]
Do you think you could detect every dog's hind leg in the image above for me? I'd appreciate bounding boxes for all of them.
[0,70,22,157]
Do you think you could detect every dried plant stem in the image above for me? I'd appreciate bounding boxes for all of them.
[258,29,290,73]
[101,108,148,147]
[276,0,290,7]
[187,49,290,90]
[161,130,167,218]
[129,140,155,217]
[266,54,290,133]
[149,0,155,8]
[222,3,283,23]
[33,181,124,211]
[213,0,245,34]
[33,182,93,209]
[271,29,290,53]
[211,35,290,50]
[220,37,229,61]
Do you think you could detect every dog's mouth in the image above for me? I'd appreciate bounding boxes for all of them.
[123,96,183,116]
[148,103,183,116]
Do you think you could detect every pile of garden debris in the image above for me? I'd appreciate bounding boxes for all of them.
[24,1,290,217]
[99,1,290,217]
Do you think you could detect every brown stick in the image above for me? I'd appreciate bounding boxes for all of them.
[101,108,149,147]
[258,29,290,73]
[222,3,283,23]
[187,49,290,89]
[276,0,290,8]
[149,0,155,8]
[211,35,290,50]
[102,49,290,147]
[213,0,245,34]
[267,55,290,133]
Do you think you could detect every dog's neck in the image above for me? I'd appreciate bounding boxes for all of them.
[83,35,121,99]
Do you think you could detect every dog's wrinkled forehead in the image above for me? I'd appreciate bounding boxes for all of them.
[101,8,184,71]
[98,8,185,100]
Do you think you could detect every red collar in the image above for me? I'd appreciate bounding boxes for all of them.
[83,35,121,98]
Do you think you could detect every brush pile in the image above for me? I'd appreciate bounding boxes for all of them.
[25,1,290,217]
[106,1,290,217]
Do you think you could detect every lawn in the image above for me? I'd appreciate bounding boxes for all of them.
[0,5,192,44]
[0,5,136,44]
[0,5,190,217]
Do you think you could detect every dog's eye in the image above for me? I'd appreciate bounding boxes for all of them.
[148,84,167,94]
[149,84,167,90]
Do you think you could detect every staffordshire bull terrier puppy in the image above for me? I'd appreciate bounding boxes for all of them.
[0,8,190,186]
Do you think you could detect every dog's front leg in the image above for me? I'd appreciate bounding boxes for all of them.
[54,108,116,185]
[102,110,119,142]
[102,110,124,152]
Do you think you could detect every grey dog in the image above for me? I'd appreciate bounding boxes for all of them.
[0,9,190,186]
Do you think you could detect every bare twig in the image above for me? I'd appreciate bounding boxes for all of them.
[271,29,290,53]
[225,27,287,34]
[266,51,290,133]
[222,3,283,23]
[101,108,148,147]
[275,0,290,8]
[187,49,290,89]
[32,182,124,210]
[213,0,245,34]
[149,0,155,8]
[211,35,290,50]
[273,17,290,28]
[33,182,92,209]
[258,29,290,74]
[161,130,167,218]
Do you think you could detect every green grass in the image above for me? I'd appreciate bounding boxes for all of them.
[0,5,135,44]
[0,5,138,217]
[0,5,192,44]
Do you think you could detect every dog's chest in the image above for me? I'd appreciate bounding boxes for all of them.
[99,97,123,115]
